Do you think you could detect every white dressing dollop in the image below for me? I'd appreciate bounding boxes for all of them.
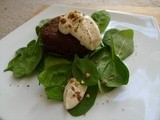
[59,11,101,50]
[63,78,87,109]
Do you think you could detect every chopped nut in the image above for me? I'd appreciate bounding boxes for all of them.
[101,80,106,84]
[69,78,74,83]
[68,11,80,21]
[81,80,85,84]
[74,28,78,32]
[60,18,67,24]
[108,75,114,81]
[68,24,71,28]
[86,94,90,98]
[68,12,75,19]
[85,73,91,78]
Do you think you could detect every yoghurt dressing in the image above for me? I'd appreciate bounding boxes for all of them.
[59,11,101,50]
[63,78,87,109]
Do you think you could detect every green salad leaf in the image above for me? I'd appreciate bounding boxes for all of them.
[45,85,65,100]
[38,55,72,101]
[39,64,71,87]
[91,10,110,33]
[4,47,26,72]
[112,29,134,60]
[102,28,120,45]
[68,85,98,116]
[4,40,42,78]
[102,55,129,87]
[4,55,20,72]
[38,63,72,101]
[89,38,129,87]
[35,19,51,36]
[89,46,111,68]
[44,55,72,70]
[15,47,26,55]
[72,56,99,86]
[103,29,134,60]
[100,37,129,87]
[98,80,115,93]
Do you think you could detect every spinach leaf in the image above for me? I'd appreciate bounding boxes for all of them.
[45,85,65,101]
[88,47,111,78]
[112,29,134,60]
[12,40,42,78]
[4,40,42,77]
[38,63,72,101]
[39,64,71,87]
[91,10,110,33]
[4,55,20,72]
[35,19,51,36]
[44,55,72,70]
[68,85,98,116]
[88,47,115,91]
[89,38,129,87]
[98,80,115,93]
[4,47,26,72]
[72,56,99,86]
[15,47,26,55]
[100,37,129,87]
[104,55,129,87]
[102,28,119,45]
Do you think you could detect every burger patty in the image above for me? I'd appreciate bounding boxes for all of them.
[40,16,90,59]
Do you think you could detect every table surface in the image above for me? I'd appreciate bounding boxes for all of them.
[0,0,160,39]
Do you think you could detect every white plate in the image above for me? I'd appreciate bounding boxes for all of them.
[0,4,160,120]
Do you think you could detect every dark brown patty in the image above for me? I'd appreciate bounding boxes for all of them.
[40,16,89,59]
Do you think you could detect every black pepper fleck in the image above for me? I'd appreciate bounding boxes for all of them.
[9,84,12,86]
[27,85,30,87]
[17,85,19,87]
